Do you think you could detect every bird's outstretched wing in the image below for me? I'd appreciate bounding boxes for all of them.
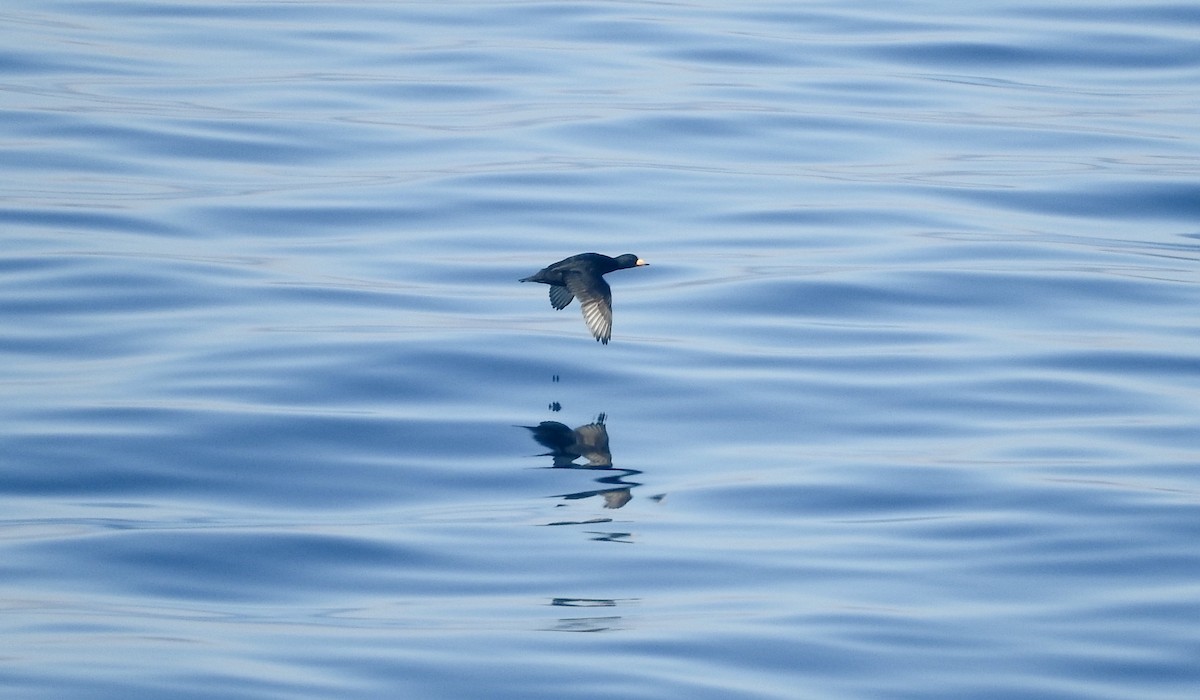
[548,284,574,310]
[564,271,613,344]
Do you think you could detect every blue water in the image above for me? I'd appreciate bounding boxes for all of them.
[3,1,1199,698]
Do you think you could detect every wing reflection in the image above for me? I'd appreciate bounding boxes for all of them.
[550,470,640,511]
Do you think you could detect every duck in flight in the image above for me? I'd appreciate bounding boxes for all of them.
[520,253,648,344]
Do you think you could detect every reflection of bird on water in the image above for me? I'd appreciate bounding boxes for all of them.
[520,413,648,511]
[520,253,648,344]
[600,489,632,509]
[521,413,611,467]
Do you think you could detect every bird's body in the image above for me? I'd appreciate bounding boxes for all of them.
[520,253,648,344]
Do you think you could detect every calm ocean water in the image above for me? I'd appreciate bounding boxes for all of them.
[3,1,1199,698]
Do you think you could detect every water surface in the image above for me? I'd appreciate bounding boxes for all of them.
[3,1,1199,698]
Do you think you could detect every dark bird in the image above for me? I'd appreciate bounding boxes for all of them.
[520,253,648,344]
